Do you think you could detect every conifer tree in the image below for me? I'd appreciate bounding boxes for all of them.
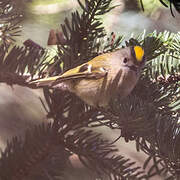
[0,0,179,179]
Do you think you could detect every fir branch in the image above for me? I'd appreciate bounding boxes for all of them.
[0,123,68,180]
[144,31,180,81]
[40,89,149,179]
[41,88,105,134]
[0,0,179,179]
[0,121,148,180]
[0,71,37,88]
[0,0,22,50]
[38,4,180,179]
[88,75,179,177]
[0,45,52,87]
[65,129,148,179]
[139,0,180,17]
[51,0,118,74]
[82,30,179,178]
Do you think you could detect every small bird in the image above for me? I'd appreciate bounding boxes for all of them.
[31,46,145,108]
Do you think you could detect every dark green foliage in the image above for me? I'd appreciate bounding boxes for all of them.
[0,46,45,76]
[0,0,180,180]
[55,0,122,73]
[139,0,180,17]
[65,129,148,179]
[159,0,180,17]
[0,45,50,88]
[0,0,22,51]
[0,123,67,180]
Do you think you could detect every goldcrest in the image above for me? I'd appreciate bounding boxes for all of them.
[31,46,145,108]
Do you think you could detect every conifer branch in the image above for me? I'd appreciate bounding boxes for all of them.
[0,0,180,179]
[0,0,22,50]
[0,124,68,180]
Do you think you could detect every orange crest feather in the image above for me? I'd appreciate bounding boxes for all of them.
[134,46,144,62]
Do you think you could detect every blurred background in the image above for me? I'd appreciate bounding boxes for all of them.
[0,0,179,179]
[16,0,180,46]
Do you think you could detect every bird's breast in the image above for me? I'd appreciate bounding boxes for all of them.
[66,66,139,107]
[115,67,139,98]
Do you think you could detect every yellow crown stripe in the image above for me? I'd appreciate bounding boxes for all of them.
[134,46,144,62]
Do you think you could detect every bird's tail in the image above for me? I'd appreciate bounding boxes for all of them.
[30,75,60,87]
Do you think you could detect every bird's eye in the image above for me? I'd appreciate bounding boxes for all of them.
[123,58,128,63]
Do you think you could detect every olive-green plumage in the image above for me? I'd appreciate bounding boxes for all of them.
[31,46,145,107]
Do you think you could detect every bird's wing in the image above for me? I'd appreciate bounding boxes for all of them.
[30,62,108,87]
